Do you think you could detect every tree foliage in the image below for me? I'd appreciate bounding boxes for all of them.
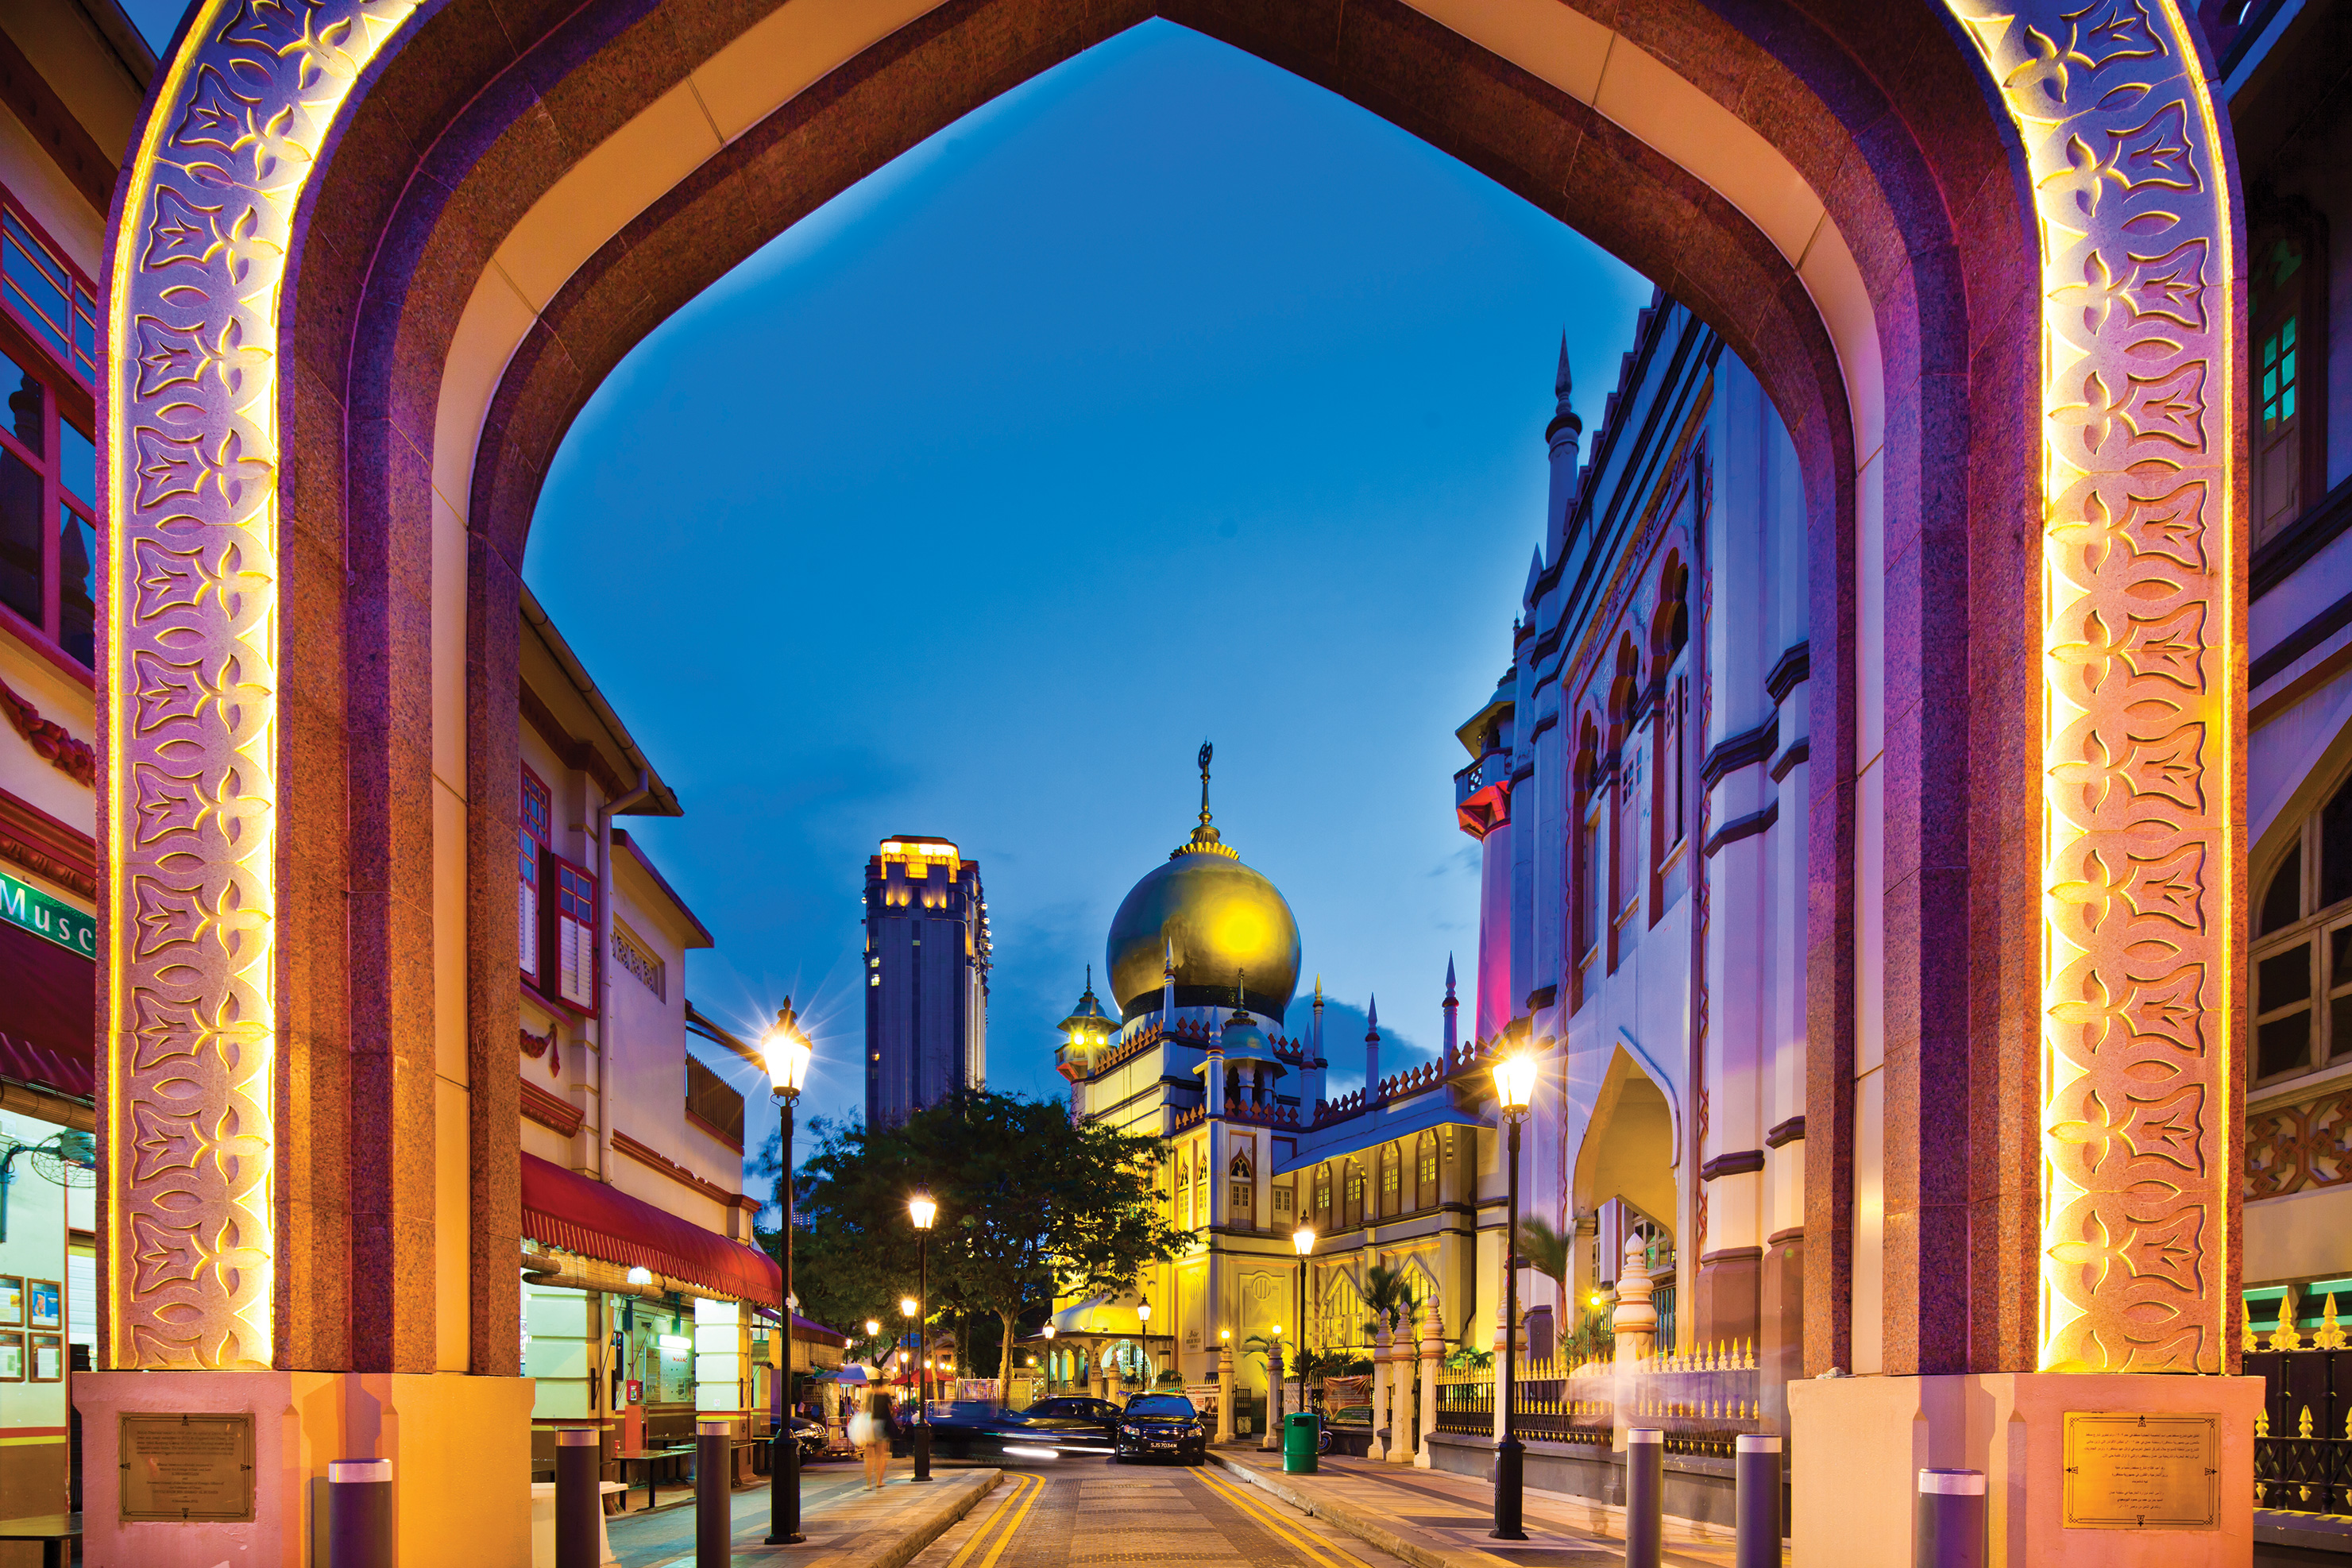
[766,1089,1184,1396]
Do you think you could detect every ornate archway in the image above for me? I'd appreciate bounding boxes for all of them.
[95,0,2240,1558]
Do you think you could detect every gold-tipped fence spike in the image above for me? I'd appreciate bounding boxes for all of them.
[2257,1410,2270,1438]
[2302,1405,2316,1439]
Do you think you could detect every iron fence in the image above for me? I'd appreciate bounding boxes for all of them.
[2249,1346,2352,1511]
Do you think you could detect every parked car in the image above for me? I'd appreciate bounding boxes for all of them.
[1022,1396,1123,1428]
[765,1415,830,1459]
[1111,1393,1208,1466]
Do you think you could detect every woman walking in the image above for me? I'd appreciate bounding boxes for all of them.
[852,1393,894,1491]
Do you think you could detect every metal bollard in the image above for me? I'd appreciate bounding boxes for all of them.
[326,1458,392,1568]
[555,1429,601,1568]
[1734,1435,1782,1568]
[1626,1427,1663,1568]
[697,1419,733,1568]
[1915,1469,1987,1568]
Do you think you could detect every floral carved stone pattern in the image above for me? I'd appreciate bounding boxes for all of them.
[1948,0,2238,1372]
[103,0,422,1369]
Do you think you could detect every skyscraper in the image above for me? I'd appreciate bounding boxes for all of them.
[863,837,991,1126]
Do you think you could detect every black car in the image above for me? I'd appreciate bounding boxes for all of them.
[917,1401,1115,1463]
[1023,1396,1123,1428]
[1111,1393,1208,1465]
[767,1415,829,1459]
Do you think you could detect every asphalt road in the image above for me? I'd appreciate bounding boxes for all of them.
[905,1459,1415,1568]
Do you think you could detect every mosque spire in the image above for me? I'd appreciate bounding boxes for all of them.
[1173,740,1236,859]
[1443,956,1458,1059]
[1162,937,1177,1024]
[1365,994,1382,1103]
[1312,975,1325,1064]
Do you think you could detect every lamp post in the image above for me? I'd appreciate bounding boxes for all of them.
[1292,1225,1315,1422]
[910,1186,937,1481]
[1043,1323,1056,1392]
[760,1001,813,1547]
[1137,1298,1152,1392]
[1489,1048,1540,1541]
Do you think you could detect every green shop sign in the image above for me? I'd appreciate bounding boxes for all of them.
[0,871,96,957]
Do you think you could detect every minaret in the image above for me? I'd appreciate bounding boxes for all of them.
[1163,937,1178,1030]
[1311,975,1325,1064]
[1442,956,1458,1060]
[1365,995,1382,1103]
[1545,334,1585,562]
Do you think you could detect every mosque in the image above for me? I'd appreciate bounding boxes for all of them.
[1040,743,1523,1423]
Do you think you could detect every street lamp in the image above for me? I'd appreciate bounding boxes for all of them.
[1043,1322,1056,1392]
[760,1000,813,1547]
[1292,1225,1315,1423]
[1490,1048,1540,1541]
[910,1184,937,1481]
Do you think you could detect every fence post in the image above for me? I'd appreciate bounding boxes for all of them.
[1416,1300,1443,1468]
[1734,1433,1781,1568]
[697,1419,732,1568]
[555,1429,600,1568]
[1370,1323,1392,1460]
[326,1458,392,1568]
[1626,1427,1663,1568]
[1914,1468,1986,1568]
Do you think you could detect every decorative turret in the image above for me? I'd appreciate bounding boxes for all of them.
[1442,956,1458,1059]
[1545,334,1585,563]
[1365,995,1382,1102]
[1055,967,1118,1087]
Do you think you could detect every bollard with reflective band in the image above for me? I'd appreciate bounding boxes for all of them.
[556,1429,601,1568]
[326,1458,392,1568]
[1626,1428,1664,1568]
[1735,1434,1782,1568]
[1915,1469,1986,1568]
[697,1420,733,1568]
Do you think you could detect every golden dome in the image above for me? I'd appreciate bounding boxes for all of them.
[1106,745,1300,1021]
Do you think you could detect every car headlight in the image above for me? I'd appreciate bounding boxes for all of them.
[1121,1425,1143,1438]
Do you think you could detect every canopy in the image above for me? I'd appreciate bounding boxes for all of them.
[0,919,93,1102]
[520,1151,780,1306]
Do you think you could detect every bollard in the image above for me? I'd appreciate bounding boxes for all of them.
[1625,1428,1663,1568]
[1734,1435,1782,1568]
[326,1458,392,1568]
[555,1429,601,1568]
[697,1420,734,1568]
[1915,1469,1987,1568]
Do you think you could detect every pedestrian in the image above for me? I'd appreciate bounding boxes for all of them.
[851,1393,890,1491]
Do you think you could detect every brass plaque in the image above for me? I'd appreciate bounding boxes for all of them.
[120,1412,256,1522]
[2062,1412,2219,1529]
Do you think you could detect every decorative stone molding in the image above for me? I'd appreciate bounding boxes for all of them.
[1948,0,2239,1373]
[2246,1091,2352,1199]
[100,0,422,1370]
[0,675,94,787]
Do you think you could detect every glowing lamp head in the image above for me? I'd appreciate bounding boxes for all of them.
[865,1319,881,1337]
[1137,1299,1152,1325]
[910,1185,937,1231]
[1043,1323,1056,1340]
[762,1000,813,1096]
[1493,1050,1539,1115]
[901,1296,918,1319]
[1220,1328,1230,1342]
[1271,1324,1283,1339]
[1292,1225,1315,1257]
[625,1265,653,1286]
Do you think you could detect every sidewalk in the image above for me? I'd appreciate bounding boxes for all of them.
[606,1462,1002,1567]
[1208,1445,1784,1568]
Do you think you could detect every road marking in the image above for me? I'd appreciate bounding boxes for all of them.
[954,1471,1041,1568]
[1191,1466,1369,1568]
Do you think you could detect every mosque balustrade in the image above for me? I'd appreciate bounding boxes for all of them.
[1433,1345,1766,1451]
[1312,1034,1504,1126]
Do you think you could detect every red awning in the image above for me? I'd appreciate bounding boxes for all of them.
[521,1151,782,1307]
[752,1305,850,1348]
[0,919,93,1102]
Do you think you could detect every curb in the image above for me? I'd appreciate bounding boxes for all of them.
[818,1467,1005,1568]
[1204,1453,1519,1568]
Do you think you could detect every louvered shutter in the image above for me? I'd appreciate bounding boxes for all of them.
[550,854,598,1014]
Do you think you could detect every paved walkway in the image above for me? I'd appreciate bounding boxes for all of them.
[905,1458,1415,1568]
[1209,1446,1786,1568]
[607,1460,999,1567]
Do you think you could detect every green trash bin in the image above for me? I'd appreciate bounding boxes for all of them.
[1284,1412,1320,1474]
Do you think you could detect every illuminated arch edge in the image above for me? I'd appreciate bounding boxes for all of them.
[1945,0,2238,1372]
[104,0,423,1370]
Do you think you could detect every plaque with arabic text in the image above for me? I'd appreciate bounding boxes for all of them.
[2062,1412,2219,1529]
[120,1413,255,1522]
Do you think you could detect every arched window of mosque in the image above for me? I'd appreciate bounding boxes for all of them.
[1346,1164,1365,1224]
[2250,769,2352,1084]
[1416,1135,1439,1206]
[1380,1148,1400,1211]
[1315,1166,1330,1221]
[1229,1150,1253,1180]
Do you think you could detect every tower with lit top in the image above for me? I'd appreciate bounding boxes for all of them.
[863,836,990,1127]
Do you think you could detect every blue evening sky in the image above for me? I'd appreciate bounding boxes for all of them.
[125,9,1652,1189]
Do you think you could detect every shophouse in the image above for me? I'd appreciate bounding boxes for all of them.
[0,0,149,1543]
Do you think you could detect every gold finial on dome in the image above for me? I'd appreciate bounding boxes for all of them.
[1176,740,1238,859]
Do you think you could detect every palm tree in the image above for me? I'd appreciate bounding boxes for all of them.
[1358,1261,1419,1344]
[1516,1216,1572,1284]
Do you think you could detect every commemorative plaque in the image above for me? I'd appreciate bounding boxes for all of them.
[120,1412,256,1522]
[2062,1412,2219,1529]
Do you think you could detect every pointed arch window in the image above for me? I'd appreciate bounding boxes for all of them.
[2251,770,2352,1083]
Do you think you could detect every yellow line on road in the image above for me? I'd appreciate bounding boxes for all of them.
[1192,1466,1369,1568]
[963,1470,1042,1568]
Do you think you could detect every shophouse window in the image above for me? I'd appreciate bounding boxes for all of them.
[0,336,98,668]
[2250,770,2352,1083]
[519,767,551,985]
[2250,226,2323,550]
[2,196,98,383]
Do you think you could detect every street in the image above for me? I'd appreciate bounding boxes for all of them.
[906,1462,1418,1568]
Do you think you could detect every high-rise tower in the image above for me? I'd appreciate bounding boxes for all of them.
[863,836,990,1126]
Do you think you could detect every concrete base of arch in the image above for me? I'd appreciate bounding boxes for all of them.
[74,1369,534,1568]
[1788,1373,2264,1567]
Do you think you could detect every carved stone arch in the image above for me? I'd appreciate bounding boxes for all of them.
[97,0,2240,1422]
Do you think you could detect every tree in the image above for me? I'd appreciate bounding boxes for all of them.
[1358,1261,1419,1345]
[1516,1216,1572,1284]
[777,1090,1185,1398]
